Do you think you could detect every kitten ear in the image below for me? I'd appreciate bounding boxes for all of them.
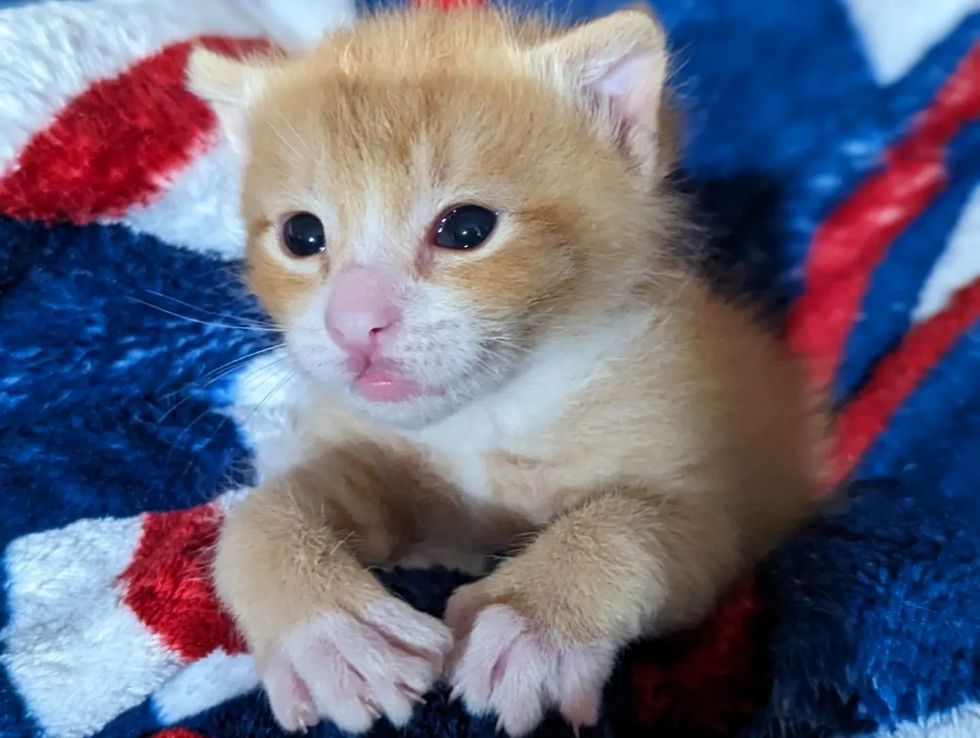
[186,48,277,154]
[527,9,671,178]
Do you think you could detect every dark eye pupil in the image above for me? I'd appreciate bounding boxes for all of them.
[283,212,325,257]
[435,205,497,250]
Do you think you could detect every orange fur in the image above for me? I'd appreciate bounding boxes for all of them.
[189,6,825,735]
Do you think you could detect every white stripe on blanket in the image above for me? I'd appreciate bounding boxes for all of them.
[1,515,183,738]
[869,702,980,738]
[151,650,258,725]
[842,0,976,84]
[117,138,247,260]
[914,184,980,321]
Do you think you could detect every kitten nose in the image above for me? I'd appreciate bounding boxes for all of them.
[325,265,402,360]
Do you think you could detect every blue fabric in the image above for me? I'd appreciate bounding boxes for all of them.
[754,480,980,736]
[0,219,264,543]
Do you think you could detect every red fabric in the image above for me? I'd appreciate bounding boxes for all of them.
[0,36,267,224]
[830,278,980,486]
[118,502,245,661]
[632,579,767,731]
[414,0,483,9]
[786,43,980,390]
[433,0,483,8]
[151,730,209,738]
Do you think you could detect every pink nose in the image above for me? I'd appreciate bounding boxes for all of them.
[325,265,402,361]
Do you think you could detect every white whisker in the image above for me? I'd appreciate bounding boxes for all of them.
[143,288,278,329]
[127,296,283,333]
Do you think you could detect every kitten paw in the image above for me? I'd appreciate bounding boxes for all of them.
[445,593,617,737]
[261,598,453,733]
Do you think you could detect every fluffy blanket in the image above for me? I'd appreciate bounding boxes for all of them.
[1,0,978,736]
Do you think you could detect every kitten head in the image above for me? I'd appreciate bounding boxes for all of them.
[188,6,679,428]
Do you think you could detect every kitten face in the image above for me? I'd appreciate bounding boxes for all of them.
[191,8,674,428]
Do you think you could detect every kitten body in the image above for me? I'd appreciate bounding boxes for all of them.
[189,7,823,735]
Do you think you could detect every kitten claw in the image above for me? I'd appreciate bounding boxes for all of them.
[398,683,426,704]
[449,685,463,704]
[290,701,315,733]
[360,697,381,720]
[448,601,616,737]
[262,601,452,733]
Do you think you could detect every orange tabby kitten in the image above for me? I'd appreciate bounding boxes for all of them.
[188,6,823,735]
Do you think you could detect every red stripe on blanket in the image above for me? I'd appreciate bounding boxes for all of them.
[786,43,980,390]
[829,277,980,487]
[0,37,268,224]
[632,578,767,731]
[118,502,245,661]
[413,0,483,9]
[151,731,209,738]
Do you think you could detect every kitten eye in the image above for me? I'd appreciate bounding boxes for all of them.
[434,205,497,250]
[281,212,326,257]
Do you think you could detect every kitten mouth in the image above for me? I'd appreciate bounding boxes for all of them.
[353,365,424,403]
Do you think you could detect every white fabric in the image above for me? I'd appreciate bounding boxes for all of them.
[914,184,980,321]
[869,703,980,738]
[843,0,978,85]
[152,650,258,724]
[0,0,356,257]
[120,138,247,259]
[0,0,261,174]
[1,515,183,738]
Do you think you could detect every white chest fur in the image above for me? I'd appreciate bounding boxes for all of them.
[406,315,647,501]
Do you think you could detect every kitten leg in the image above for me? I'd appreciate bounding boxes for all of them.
[445,491,742,736]
[214,445,452,733]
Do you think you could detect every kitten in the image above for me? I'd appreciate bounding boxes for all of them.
[188,6,824,736]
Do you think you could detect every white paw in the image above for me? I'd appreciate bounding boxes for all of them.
[261,598,453,733]
[446,602,617,737]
